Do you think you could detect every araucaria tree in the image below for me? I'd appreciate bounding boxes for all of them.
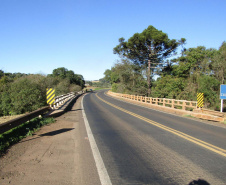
[113,25,185,95]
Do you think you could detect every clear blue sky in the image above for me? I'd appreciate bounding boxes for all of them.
[0,0,225,80]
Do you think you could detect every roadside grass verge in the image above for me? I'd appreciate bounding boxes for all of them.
[93,87,111,91]
[84,87,111,91]
[183,114,193,118]
[0,117,55,156]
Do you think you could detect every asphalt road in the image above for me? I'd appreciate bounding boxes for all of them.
[83,90,226,185]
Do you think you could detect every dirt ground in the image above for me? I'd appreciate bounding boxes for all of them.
[0,95,101,185]
[0,114,26,125]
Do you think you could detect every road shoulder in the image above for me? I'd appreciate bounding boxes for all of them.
[0,95,100,185]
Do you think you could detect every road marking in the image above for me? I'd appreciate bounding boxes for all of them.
[81,95,112,185]
[96,93,226,157]
[105,91,226,129]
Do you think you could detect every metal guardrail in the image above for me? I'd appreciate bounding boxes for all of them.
[0,91,84,135]
[52,91,83,109]
[0,106,50,135]
[53,92,75,109]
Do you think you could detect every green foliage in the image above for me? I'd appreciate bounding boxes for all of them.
[92,78,111,88]
[0,117,55,155]
[0,70,4,78]
[151,44,224,109]
[0,76,47,115]
[0,67,85,116]
[152,76,185,99]
[103,69,112,83]
[212,42,226,84]
[111,71,120,83]
[114,26,181,66]
[69,84,82,93]
[49,67,85,88]
[52,67,67,78]
[55,78,70,96]
[175,46,217,78]
[111,83,125,93]
[10,77,46,114]
[104,59,147,95]
[113,25,184,95]
[111,25,225,110]
[1,91,12,115]
[197,75,220,108]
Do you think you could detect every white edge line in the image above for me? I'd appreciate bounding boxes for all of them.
[81,94,112,185]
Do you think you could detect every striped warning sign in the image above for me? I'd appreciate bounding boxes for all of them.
[197,93,204,108]
[46,88,55,105]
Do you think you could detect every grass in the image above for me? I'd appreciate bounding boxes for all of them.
[93,87,110,91]
[183,114,194,118]
[84,87,111,91]
[0,117,55,156]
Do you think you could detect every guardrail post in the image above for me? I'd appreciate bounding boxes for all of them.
[172,99,174,109]
[182,101,186,110]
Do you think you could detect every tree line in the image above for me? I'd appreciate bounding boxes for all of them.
[0,67,85,116]
[104,25,225,110]
[86,78,111,88]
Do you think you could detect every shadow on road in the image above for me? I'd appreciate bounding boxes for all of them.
[39,128,74,136]
[65,95,82,111]
[188,179,210,185]
[19,128,74,143]
[68,109,83,112]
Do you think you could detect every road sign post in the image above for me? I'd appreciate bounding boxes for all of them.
[46,88,55,106]
[197,93,204,109]
[220,85,226,112]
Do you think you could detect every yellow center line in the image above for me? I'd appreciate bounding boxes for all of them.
[96,93,226,157]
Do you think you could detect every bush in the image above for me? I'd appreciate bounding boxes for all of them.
[198,75,220,108]
[55,79,70,96]
[0,68,85,116]
[9,77,46,114]
[70,84,82,94]
[151,76,186,99]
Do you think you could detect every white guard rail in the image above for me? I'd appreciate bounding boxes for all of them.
[52,91,83,109]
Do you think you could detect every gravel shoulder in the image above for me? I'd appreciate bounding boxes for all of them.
[0,95,101,185]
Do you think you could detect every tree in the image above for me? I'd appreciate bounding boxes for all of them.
[66,70,76,84]
[55,78,70,96]
[105,59,147,95]
[212,42,226,84]
[151,76,185,99]
[177,46,216,75]
[52,67,68,79]
[0,70,4,78]
[113,25,184,95]
[104,69,112,83]
[49,67,85,89]
[9,77,46,114]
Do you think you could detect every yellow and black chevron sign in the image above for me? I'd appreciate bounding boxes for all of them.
[46,88,55,105]
[197,93,204,108]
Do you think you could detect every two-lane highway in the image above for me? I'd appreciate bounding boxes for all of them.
[82,90,226,185]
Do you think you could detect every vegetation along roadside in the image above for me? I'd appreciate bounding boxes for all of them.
[0,117,55,156]
[102,25,226,111]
